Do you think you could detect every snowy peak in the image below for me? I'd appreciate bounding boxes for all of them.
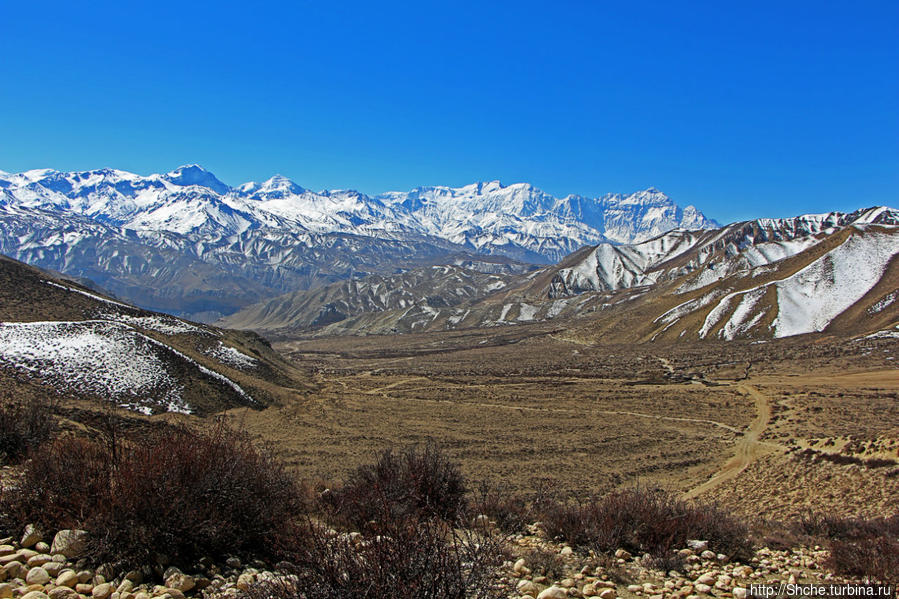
[163,164,230,194]
[0,166,716,262]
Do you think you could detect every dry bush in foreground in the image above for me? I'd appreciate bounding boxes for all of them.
[539,487,752,562]
[3,421,305,569]
[827,537,899,583]
[248,518,505,599]
[467,481,532,534]
[0,396,56,464]
[322,441,467,530]
[793,513,899,582]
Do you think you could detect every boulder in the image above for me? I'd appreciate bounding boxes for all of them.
[26,567,51,585]
[21,525,43,549]
[51,531,89,559]
[537,587,568,599]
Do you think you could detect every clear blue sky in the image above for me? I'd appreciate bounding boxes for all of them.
[1,1,896,224]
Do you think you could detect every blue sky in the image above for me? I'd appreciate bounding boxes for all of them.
[1,1,896,224]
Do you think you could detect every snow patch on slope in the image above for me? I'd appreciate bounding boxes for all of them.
[0,320,188,413]
[773,232,899,337]
[204,341,258,370]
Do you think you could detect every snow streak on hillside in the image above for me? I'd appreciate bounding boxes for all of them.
[772,231,899,337]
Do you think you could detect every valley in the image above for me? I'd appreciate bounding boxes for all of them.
[220,325,899,521]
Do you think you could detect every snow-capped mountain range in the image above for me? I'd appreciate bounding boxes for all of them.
[0,165,716,257]
[0,164,715,319]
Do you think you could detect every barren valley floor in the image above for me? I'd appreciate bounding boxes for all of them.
[224,325,899,520]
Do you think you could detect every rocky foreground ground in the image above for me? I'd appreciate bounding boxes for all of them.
[0,521,873,599]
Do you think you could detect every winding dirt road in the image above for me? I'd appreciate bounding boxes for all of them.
[682,384,779,500]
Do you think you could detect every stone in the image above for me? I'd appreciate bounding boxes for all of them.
[21,593,50,599]
[27,555,53,568]
[48,589,78,599]
[163,575,194,594]
[43,562,64,577]
[116,581,134,594]
[26,567,51,585]
[0,584,10,599]
[695,574,716,586]
[733,588,747,599]
[21,526,43,549]
[51,532,89,560]
[513,558,527,573]
[92,583,114,599]
[0,548,12,558]
[518,579,540,596]
[560,546,573,557]
[235,574,255,592]
[687,540,708,551]
[599,589,617,599]
[614,549,631,560]
[3,561,24,579]
[537,587,568,599]
[582,584,598,596]
[225,558,241,569]
[57,571,79,589]
[694,584,712,594]
[76,585,94,595]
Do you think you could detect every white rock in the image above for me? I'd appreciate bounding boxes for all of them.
[687,540,709,551]
[537,587,568,599]
[26,567,51,585]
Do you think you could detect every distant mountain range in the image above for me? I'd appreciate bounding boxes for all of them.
[0,165,715,319]
[222,207,899,342]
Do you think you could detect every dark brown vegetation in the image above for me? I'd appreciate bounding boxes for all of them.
[257,443,506,599]
[792,514,899,583]
[269,519,505,599]
[538,487,753,563]
[2,421,305,570]
[321,441,467,530]
[0,396,56,464]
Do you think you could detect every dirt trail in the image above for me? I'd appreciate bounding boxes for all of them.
[682,384,779,500]
[656,356,675,375]
[357,376,430,394]
[347,386,751,435]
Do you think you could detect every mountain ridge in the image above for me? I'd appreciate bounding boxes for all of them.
[0,165,716,319]
[220,207,899,341]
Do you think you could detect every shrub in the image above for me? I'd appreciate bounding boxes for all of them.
[827,536,899,583]
[539,487,752,561]
[467,481,532,534]
[525,547,567,580]
[247,517,505,599]
[792,513,899,582]
[3,421,305,569]
[0,396,56,464]
[323,441,467,530]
